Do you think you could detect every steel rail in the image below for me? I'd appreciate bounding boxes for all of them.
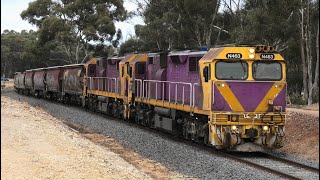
[261,152,319,173]
[216,151,304,180]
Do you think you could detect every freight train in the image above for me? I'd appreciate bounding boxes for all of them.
[14,45,286,151]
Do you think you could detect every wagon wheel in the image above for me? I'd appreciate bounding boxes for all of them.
[62,96,66,104]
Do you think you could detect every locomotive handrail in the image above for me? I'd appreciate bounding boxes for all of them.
[87,77,117,93]
[193,83,198,107]
[116,78,120,94]
[134,79,143,98]
[139,79,193,106]
[213,80,286,83]
[212,81,216,106]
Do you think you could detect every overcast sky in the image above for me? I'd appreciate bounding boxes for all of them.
[1,0,144,43]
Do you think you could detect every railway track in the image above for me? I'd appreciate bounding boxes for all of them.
[219,152,319,180]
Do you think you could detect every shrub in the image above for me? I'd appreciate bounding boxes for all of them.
[289,92,307,105]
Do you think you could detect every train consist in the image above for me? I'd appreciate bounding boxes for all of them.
[14,45,287,151]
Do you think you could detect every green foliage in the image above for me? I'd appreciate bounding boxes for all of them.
[119,37,147,56]
[21,0,127,63]
[1,30,41,77]
[132,0,222,50]
[289,92,307,105]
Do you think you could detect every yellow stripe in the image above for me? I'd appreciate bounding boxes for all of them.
[254,82,285,112]
[215,81,245,112]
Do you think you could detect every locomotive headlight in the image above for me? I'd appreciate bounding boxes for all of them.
[249,48,255,53]
[262,126,269,131]
[249,54,255,59]
[231,125,237,131]
[231,125,239,134]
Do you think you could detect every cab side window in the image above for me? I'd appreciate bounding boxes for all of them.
[189,57,201,72]
[88,64,96,77]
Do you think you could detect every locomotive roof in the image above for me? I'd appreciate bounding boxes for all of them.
[25,63,84,72]
[168,50,190,56]
[63,64,84,68]
[147,52,159,57]
[26,68,47,72]
[200,46,285,62]
[108,56,124,60]
[188,51,207,55]
[169,50,207,56]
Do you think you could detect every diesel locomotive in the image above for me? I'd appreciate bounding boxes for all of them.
[14,45,286,151]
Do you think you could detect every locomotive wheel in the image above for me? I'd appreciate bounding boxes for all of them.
[112,102,119,118]
[203,130,209,146]
[134,114,140,124]
[143,117,149,127]
[183,125,189,139]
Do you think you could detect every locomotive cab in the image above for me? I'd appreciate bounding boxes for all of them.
[198,45,286,151]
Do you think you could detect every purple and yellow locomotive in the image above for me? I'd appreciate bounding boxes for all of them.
[15,45,286,151]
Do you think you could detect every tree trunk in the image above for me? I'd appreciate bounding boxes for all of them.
[75,43,80,64]
[299,3,309,103]
[205,0,220,47]
[311,19,320,103]
[315,19,320,88]
[306,7,313,105]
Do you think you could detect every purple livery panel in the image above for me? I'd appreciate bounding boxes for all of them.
[213,82,286,112]
[146,55,166,99]
[166,54,203,104]
[106,59,120,78]
[89,58,121,92]
[106,58,121,92]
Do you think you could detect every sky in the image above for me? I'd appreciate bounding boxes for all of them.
[1,0,144,43]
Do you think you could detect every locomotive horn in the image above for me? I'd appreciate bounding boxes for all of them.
[255,45,263,53]
[269,46,275,52]
[263,46,270,53]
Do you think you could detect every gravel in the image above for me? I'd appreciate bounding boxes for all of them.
[5,91,314,179]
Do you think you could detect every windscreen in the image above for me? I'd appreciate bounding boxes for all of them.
[253,61,282,81]
[215,61,248,80]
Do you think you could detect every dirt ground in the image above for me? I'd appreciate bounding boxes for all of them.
[1,95,185,179]
[282,108,319,162]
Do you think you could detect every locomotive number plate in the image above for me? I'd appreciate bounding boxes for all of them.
[260,54,274,60]
[226,53,242,59]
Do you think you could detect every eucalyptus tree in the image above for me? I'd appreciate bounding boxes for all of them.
[131,0,224,50]
[297,0,319,104]
[21,0,127,64]
[1,30,41,77]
